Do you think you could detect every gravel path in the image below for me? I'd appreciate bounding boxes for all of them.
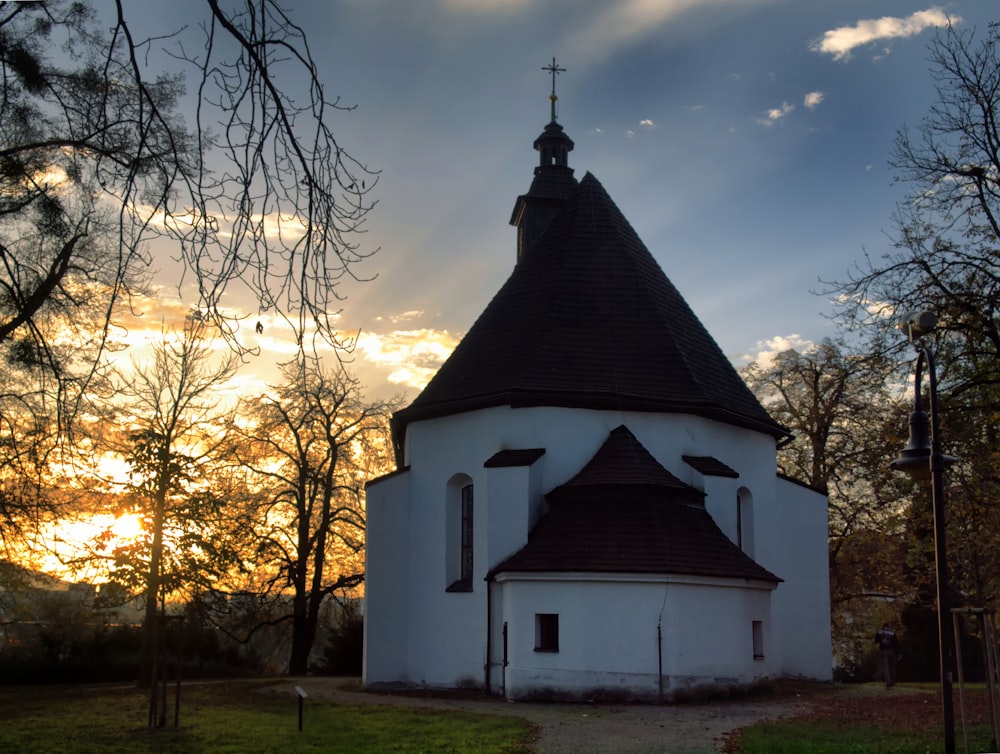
[264,679,814,754]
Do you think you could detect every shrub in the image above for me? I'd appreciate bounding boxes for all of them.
[315,603,363,676]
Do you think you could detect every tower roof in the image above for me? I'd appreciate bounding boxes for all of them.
[393,172,787,442]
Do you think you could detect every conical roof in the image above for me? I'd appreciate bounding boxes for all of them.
[489,426,781,582]
[553,424,699,497]
[393,172,786,441]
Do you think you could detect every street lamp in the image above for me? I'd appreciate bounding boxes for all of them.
[889,310,958,754]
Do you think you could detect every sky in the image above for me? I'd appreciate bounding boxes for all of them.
[126,0,994,404]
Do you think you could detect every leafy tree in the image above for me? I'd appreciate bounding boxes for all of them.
[826,22,1000,676]
[742,339,910,676]
[741,340,901,537]
[930,384,1000,608]
[0,387,54,552]
[223,356,395,675]
[86,316,240,699]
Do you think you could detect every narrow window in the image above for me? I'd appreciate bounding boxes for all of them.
[752,620,764,660]
[446,476,473,592]
[460,484,474,583]
[736,493,743,550]
[737,487,754,556]
[535,613,559,652]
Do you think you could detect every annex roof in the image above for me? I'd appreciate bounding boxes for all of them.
[489,426,780,582]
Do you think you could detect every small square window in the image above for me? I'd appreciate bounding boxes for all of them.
[752,620,764,660]
[535,613,559,652]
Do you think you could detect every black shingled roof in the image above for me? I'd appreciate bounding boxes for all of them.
[553,425,699,496]
[393,172,787,443]
[683,455,740,478]
[489,426,780,582]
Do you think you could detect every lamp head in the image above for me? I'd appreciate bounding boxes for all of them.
[889,409,957,481]
[897,310,937,340]
[890,409,932,481]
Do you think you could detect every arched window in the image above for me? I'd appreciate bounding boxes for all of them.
[737,487,755,557]
[446,475,474,592]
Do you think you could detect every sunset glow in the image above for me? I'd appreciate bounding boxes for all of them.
[33,513,147,583]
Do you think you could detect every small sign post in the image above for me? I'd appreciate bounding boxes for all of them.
[294,686,308,732]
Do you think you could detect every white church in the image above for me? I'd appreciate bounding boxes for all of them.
[364,81,832,701]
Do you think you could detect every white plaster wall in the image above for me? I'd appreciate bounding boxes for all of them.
[363,470,412,686]
[496,575,775,700]
[485,463,542,572]
[700,475,740,545]
[366,404,830,691]
[402,406,779,502]
[765,477,833,679]
[401,464,486,688]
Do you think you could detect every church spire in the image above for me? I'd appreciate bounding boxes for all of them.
[533,58,573,171]
[542,57,565,122]
[509,58,578,261]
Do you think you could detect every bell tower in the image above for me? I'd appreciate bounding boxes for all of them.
[510,58,578,261]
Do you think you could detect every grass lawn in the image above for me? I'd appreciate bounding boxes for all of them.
[736,718,998,754]
[0,681,534,754]
[728,683,1000,754]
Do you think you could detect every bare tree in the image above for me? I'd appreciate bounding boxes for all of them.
[1,0,376,359]
[224,356,395,675]
[829,22,1000,398]
[0,0,377,538]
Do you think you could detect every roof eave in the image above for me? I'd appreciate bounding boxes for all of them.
[393,389,789,444]
[487,567,782,586]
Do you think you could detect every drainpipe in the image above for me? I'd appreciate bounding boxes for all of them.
[484,576,492,693]
[657,584,669,703]
[502,621,508,698]
[657,621,663,702]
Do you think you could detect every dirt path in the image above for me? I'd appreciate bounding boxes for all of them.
[262,679,815,754]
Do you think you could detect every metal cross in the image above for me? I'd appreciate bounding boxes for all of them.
[542,57,566,121]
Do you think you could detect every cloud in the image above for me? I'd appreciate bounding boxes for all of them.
[439,0,531,11]
[639,118,655,128]
[564,0,775,68]
[831,293,895,322]
[810,7,957,62]
[757,101,794,126]
[739,334,815,368]
[355,328,461,390]
[803,91,824,109]
[375,310,425,324]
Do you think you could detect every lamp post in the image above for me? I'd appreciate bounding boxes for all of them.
[889,310,957,754]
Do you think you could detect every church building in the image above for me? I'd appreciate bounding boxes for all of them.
[364,71,832,701]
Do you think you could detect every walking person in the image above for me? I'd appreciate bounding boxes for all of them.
[874,622,900,688]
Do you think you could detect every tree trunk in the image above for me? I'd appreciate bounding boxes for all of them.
[288,598,319,675]
[139,474,169,687]
[139,526,163,686]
